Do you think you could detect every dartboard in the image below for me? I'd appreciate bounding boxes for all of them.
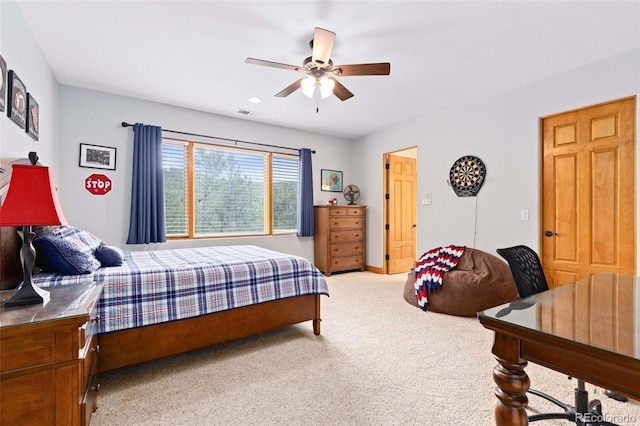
[449,155,486,197]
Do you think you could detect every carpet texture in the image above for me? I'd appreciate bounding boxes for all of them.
[91,271,639,425]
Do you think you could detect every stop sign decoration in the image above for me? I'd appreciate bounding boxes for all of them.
[85,174,112,195]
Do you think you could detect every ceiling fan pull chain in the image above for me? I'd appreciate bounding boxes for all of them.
[316,91,320,113]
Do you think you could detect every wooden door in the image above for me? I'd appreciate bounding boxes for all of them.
[541,97,636,288]
[386,153,417,274]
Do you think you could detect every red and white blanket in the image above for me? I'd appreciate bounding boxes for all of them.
[414,245,465,311]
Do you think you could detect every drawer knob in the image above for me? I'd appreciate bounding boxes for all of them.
[91,316,101,323]
[96,344,100,354]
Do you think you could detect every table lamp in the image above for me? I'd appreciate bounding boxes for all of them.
[0,156,67,307]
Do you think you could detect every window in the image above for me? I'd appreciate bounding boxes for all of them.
[162,139,298,238]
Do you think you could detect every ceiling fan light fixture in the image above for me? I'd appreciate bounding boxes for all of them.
[301,76,316,98]
[319,76,335,99]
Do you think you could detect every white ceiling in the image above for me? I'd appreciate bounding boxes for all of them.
[16,1,640,140]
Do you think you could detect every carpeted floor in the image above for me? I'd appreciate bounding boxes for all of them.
[91,271,639,425]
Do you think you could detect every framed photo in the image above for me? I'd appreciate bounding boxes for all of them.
[79,143,117,170]
[0,55,6,112]
[321,169,343,192]
[26,93,39,141]
[7,70,26,129]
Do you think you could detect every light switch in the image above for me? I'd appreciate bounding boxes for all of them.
[520,210,529,221]
[422,192,432,205]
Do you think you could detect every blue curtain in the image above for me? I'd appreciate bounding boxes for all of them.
[297,148,315,236]
[126,123,166,244]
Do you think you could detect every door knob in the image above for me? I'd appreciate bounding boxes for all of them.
[412,224,417,228]
[544,230,557,237]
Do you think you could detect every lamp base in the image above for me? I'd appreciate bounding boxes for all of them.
[3,226,50,307]
[4,281,50,307]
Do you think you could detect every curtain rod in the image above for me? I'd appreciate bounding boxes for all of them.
[121,122,315,154]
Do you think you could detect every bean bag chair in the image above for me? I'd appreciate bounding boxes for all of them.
[403,247,518,317]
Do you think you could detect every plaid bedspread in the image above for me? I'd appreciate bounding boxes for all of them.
[33,245,329,334]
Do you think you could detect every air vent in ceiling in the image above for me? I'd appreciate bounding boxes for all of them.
[237,109,261,116]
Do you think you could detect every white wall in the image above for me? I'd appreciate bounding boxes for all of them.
[1,1,354,263]
[0,1,59,168]
[56,86,353,260]
[4,0,640,271]
[354,48,640,270]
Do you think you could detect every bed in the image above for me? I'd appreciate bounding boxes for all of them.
[0,160,329,372]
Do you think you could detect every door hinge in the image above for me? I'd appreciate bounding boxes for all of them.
[385,224,389,230]
[385,193,390,200]
[385,254,390,261]
[385,163,390,169]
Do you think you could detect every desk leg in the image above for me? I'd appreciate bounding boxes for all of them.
[493,358,530,425]
[491,333,530,425]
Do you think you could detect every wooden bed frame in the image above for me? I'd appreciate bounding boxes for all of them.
[0,159,322,372]
[99,294,320,372]
[0,224,322,372]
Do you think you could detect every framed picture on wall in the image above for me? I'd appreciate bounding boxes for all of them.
[79,143,117,170]
[7,70,26,129]
[321,169,343,192]
[26,93,39,141]
[0,55,6,112]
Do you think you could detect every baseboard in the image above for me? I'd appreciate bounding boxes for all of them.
[365,265,384,274]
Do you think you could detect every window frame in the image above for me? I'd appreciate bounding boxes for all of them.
[162,137,299,240]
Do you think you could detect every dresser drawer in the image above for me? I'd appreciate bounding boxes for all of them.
[330,255,364,271]
[82,335,98,382]
[330,242,363,256]
[330,230,363,242]
[329,217,364,229]
[329,207,363,217]
[79,301,100,350]
[81,361,99,426]
[0,327,83,372]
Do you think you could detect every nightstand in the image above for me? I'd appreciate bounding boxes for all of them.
[0,282,103,425]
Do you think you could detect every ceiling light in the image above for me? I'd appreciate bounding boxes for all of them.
[248,97,261,103]
[319,76,334,99]
[301,76,316,98]
[301,76,334,99]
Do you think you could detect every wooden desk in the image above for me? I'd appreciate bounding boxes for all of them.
[478,273,639,425]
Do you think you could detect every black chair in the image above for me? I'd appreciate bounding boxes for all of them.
[496,245,618,425]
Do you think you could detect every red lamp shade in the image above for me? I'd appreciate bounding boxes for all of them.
[0,164,68,226]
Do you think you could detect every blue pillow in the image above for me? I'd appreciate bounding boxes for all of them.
[34,234,100,275]
[49,226,103,255]
[95,244,125,267]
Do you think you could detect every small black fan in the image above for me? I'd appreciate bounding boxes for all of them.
[343,184,360,205]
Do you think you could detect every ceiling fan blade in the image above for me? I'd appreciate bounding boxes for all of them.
[245,58,300,72]
[329,78,354,101]
[334,63,391,76]
[311,27,336,66]
[275,79,304,97]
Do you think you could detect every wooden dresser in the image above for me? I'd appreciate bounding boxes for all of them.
[314,205,366,275]
[0,282,103,426]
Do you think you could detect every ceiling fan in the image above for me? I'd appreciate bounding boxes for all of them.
[245,27,390,101]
